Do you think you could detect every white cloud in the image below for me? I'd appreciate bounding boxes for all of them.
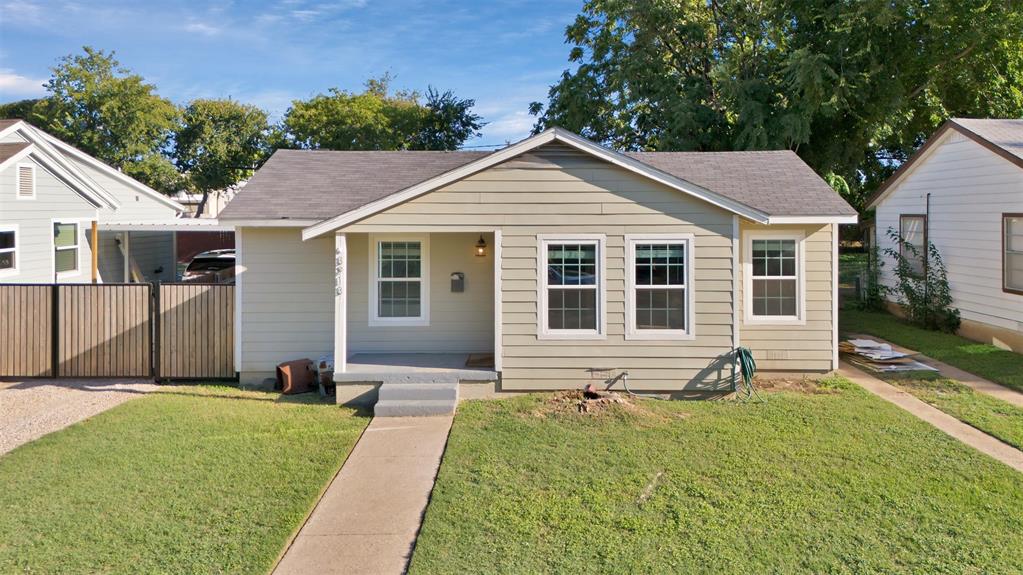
[479,110,535,144]
[0,1,43,25]
[0,69,47,99]
[183,20,222,36]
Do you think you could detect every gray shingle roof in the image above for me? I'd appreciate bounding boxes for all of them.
[0,142,30,163]
[219,144,855,221]
[219,149,489,220]
[951,118,1023,164]
[625,150,855,216]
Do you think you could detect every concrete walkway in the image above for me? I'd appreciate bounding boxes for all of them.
[848,333,1023,407]
[273,416,453,575]
[840,363,1023,472]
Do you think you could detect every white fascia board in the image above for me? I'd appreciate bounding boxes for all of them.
[99,219,235,231]
[0,144,34,173]
[866,127,956,210]
[0,120,25,141]
[22,151,105,209]
[302,128,772,240]
[16,128,121,209]
[767,215,858,225]
[33,127,187,213]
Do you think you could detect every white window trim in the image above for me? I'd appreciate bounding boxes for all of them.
[625,234,696,340]
[0,224,18,278]
[15,162,35,200]
[743,230,806,325]
[537,234,607,340]
[51,219,83,280]
[368,233,430,327]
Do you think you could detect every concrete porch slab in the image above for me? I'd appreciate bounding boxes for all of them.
[335,353,497,384]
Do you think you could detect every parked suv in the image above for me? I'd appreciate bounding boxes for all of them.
[182,249,235,283]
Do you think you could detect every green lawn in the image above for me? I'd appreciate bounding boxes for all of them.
[410,379,1023,574]
[0,386,368,574]
[841,308,1023,393]
[883,374,1023,451]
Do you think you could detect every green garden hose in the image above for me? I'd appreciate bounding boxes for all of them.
[733,347,763,402]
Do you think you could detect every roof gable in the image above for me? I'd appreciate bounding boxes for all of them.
[300,129,859,239]
[868,118,1023,209]
[0,120,185,214]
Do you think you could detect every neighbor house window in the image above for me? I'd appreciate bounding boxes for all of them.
[539,235,605,338]
[1006,214,1023,295]
[899,214,927,276]
[369,236,429,326]
[0,225,17,276]
[53,221,80,276]
[626,235,694,339]
[746,233,804,323]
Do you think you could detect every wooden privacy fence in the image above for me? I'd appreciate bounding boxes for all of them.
[0,283,234,380]
[0,285,52,377]
[59,284,151,377]
[158,284,234,379]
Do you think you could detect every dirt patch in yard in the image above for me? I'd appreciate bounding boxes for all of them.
[753,377,839,395]
[529,390,687,421]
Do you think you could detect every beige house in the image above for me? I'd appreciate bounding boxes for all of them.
[867,119,1023,352]
[219,128,856,415]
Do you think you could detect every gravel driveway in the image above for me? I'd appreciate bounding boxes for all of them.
[0,379,157,455]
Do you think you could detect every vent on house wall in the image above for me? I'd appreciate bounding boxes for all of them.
[17,165,34,198]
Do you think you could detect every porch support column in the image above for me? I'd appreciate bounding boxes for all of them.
[334,232,348,374]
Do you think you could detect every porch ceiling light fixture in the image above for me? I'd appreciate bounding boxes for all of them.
[475,234,487,257]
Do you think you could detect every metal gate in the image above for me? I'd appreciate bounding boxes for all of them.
[0,283,234,380]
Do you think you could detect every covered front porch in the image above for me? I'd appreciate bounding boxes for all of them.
[330,230,501,413]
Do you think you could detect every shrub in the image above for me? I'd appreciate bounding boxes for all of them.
[883,227,960,332]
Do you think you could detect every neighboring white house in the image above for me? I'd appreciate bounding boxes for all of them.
[0,119,188,284]
[868,118,1023,352]
[218,127,857,412]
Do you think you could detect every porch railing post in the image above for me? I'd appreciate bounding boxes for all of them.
[334,233,348,375]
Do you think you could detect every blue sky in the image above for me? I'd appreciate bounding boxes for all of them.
[0,0,581,147]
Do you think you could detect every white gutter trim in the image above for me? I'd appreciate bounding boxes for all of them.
[767,215,858,225]
[301,127,773,240]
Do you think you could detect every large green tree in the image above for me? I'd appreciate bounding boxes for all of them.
[31,47,182,193]
[279,76,483,150]
[531,0,1023,210]
[173,98,270,215]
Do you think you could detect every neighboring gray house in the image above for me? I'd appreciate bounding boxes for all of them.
[868,118,1023,353]
[0,119,186,284]
[218,128,856,413]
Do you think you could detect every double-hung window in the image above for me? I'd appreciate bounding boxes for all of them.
[1005,214,1023,295]
[626,235,694,339]
[369,236,429,326]
[53,221,80,277]
[745,233,805,324]
[0,225,17,276]
[539,235,605,338]
[899,214,927,276]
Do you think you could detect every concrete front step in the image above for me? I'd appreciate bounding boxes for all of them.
[378,382,457,402]
[374,399,457,417]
